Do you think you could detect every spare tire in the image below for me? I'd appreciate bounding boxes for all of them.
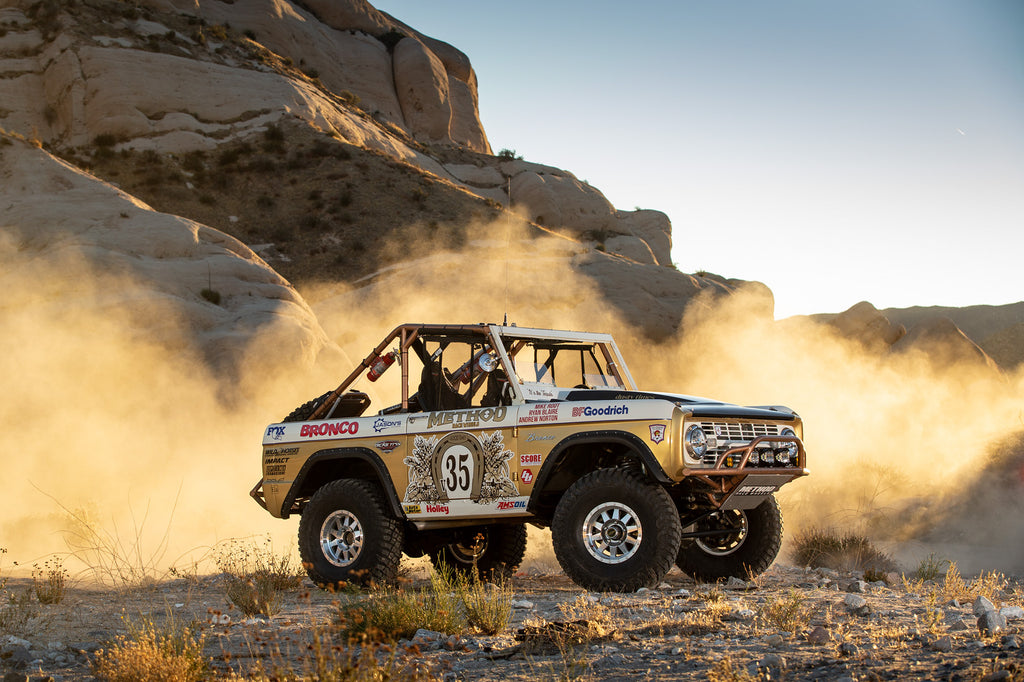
[282,391,331,422]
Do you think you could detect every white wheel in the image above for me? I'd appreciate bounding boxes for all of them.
[582,502,643,564]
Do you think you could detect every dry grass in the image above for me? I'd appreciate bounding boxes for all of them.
[901,558,1008,604]
[92,611,206,682]
[335,565,514,641]
[758,588,812,632]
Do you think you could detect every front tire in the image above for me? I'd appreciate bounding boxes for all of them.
[429,523,527,582]
[675,495,783,582]
[298,479,404,588]
[551,469,681,592]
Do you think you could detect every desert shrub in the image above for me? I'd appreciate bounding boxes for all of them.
[791,526,898,573]
[911,553,947,581]
[33,556,68,605]
[93,614,206,682]
[339,90,361,108]
[213,536,303,617]
[496,148,521,161]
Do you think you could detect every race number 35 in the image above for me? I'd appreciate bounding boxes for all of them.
[442,451,471,494]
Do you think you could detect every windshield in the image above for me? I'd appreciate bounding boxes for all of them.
[499,337,627,390]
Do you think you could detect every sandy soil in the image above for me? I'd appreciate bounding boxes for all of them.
[2,563,1022,681]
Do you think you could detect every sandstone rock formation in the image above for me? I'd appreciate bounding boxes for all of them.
[0,132,336,378]
[828,301,906,351]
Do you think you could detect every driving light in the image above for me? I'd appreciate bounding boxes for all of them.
[776,428,799,461]
[685,425,707,458]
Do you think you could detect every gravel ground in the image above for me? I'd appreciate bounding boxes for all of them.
[2,564,1022,681]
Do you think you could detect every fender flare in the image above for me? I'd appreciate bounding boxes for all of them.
[281,447,404,519]
[527,430,671,511]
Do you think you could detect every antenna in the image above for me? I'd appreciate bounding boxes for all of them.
[503,174,511,326]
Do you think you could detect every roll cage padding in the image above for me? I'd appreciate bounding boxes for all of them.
[280,447,404,519]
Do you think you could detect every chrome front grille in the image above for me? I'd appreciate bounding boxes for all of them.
[699,421,780,466]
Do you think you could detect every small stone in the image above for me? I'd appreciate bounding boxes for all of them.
[846,580,868,593]
[844,594,867,610]
[806,625,830,645]
[511,600,534,609]
[758,653,787,675]
[978,610,1007,635]
[949,618,972,632]
[974,596,996,616]
[658,582,671,590]
[930,635,953,652]
[999,605,1024,620]
[725,576,748,589]
[735,609,756,621]
[764,634,784,647]
[1002,635,1020,650]
[635,587,649,594]
[675,589,691,598]
[839,642,860,657]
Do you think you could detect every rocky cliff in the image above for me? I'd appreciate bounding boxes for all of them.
[0,0,760,371]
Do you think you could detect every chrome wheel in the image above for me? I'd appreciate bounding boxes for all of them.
[582,502,643,564]
[320,510,364,566]
[694,510,748,556]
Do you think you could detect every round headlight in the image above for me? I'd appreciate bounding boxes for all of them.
[685,425,707,458]
[778,427,798,460]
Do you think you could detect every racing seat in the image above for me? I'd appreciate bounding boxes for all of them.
[418,360,468,412]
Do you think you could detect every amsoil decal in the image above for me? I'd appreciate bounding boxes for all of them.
[521,468,534,484]
[497,500,528,510]
[300,421,359,437]
[427,407,507,429]
[649,424,666,444]
[519,403,559,424]
[375,440,401,453]
[571,405,629,418]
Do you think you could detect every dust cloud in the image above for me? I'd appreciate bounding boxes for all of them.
[0,236,325,580]
[2,211,1021,582]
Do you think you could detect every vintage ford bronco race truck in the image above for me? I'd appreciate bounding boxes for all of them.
[252,323,808,592]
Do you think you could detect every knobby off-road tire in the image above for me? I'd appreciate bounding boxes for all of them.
[298,479,404,588]
[551,469,682,592]
[429,523,527,582]
[675,494,783,582]
[282,391,330,422]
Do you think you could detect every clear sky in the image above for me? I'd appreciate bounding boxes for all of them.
[373,1,1024,318]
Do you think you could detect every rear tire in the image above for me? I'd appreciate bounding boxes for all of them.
[551,469,681,592]
[675,495,783,582]
[298,479,404,588]
[429,523,527,582]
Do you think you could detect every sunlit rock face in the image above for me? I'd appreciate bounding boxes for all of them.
[0,0,489,154]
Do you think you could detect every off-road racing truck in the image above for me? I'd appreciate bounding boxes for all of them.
[252,323,808,592]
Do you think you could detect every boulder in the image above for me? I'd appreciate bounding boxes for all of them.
[393,36,452,143]
[829,301,906,350]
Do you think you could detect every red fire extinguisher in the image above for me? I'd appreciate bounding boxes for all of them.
[366,349,398,381]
